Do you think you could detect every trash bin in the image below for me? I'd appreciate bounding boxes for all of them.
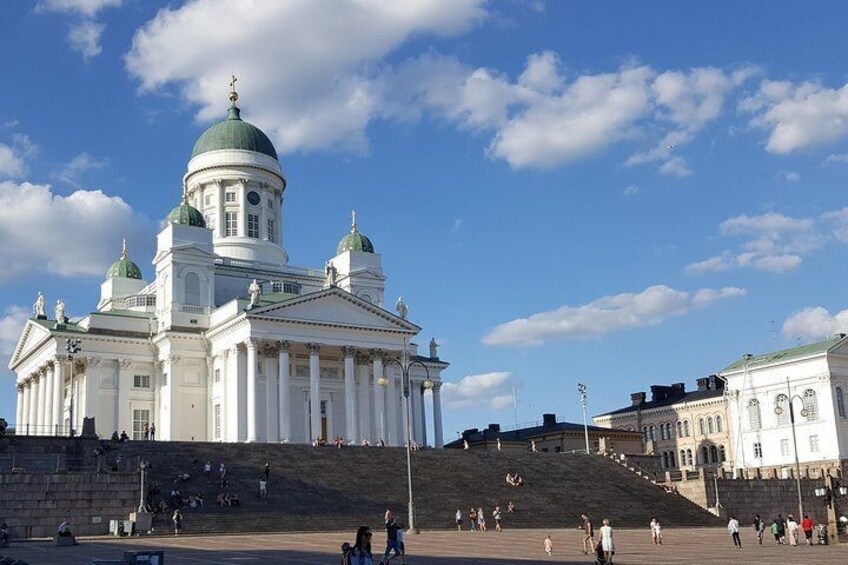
[109,520,120,537]
[122,520,135,537]
[124,551,164,564]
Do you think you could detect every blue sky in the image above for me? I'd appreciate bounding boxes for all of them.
[3,1,848,441]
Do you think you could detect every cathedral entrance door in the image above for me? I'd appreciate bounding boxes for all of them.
[321,400,328,441]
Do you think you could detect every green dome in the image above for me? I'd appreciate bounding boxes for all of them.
[337,211,374,254]
[107,239,143,280]
[191,106,277,160]
[167,201,206,227]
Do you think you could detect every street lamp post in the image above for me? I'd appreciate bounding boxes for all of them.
[65,338,81,437]
[578,383,590,455]
[138,459,148,513]
[773,376,807,523]
[380,339,433,532]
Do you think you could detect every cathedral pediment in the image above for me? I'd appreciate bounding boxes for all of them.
[246,287,419,334]
[8,320,53,370]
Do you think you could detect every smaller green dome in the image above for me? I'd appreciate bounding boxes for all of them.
[107,239,143,280]
[337,210,374,254]
[167,198,206,227]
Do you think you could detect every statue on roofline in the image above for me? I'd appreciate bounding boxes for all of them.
[33,292,46,318]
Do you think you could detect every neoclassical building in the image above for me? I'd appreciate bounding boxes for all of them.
[8,86,448,446]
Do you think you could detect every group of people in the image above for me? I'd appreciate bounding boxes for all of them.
[341,509,408,565]
[454,507,504,532]
[505,473,525,486]
[749,513,818,546]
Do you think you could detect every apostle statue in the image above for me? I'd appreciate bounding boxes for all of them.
[395,296,408,319]
[429,337,439,358]
[54,299,66,323]
[33,292,46,318]
[248,279,262,309]
[325,262,338,287]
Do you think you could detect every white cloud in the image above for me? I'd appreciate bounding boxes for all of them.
[483,284,746,347]
[824,153,848,164]
[0,145,25,179]
[658,156,692,177]
[741,79,848,154]
[37,0,122,61]
[782,306,848,343]
[0,181,152,282]
[126,0,487,154]
[685,255,731,274]
[53,152,107,186]
[623,185,639,196]
[0,306,29,358]
[441,371,519,410]
[779,170,800,183]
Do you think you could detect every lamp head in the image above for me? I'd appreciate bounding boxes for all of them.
[800,408,809,418]
[774,406,783,416]
[423,378,434,390]
[377,375,388,387]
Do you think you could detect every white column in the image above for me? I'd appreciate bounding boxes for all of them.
[15,384,24,431]
[433,383,444,448]
[343,347,356,443]
[372,352,385,444]
[84,358,100,434]
[357,356,371,443]
[266,352,279,443]
[278,341,291,442]
[308,343,321,442]
[22,382,31,434]
[216,180,226,238]
[239,181,248,237]
[386,364,399,446]
[34,374,44,435]
[53,358,64,434]
[36,371,48,435]
[246,339,258,442]
[415,382,426,445]
[117,359,131,437]
[43,364,54,435]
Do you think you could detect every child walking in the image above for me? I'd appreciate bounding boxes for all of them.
[544,534,553,556]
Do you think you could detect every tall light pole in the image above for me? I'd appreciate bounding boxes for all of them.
[578,383,590,455]
[65,338,81,437]
[138,459,148,513]
[773,376,806,523]
[381,339,433,532]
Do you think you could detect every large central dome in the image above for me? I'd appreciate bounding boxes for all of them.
[191,106,277,160]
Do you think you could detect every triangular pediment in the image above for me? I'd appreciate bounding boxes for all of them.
[247,287,419,333]
[8,320,52,370]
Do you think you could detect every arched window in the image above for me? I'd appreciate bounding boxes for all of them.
[184,272,201,306]
[719,445,726,462]
[803,389,818,421]
[707,416,715,434]
[662,452,669,468]
[677,421,683,437]
[710,445,718,463]
[686,449,693,466]
[716,415,723,433]
[700,446,709,464]
[669,451,676,468]
[747,399,761,431]
[660,424,667,440]
[649,425,656,441]
[683,420,690,437]
[775,394,789,426]
[838,387,846,419]
[698,418,706,435]
[642,426,648,442]
[668,423,674,438]
[680,449,686,467]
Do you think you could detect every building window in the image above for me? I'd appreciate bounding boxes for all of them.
[214,368,221,384]
[225,212,238,236]
[700,446,709,464]
[662,452,668,468]
[716,415,723,433]
[698,418,706,435]
[225,191,236,203]
[753,442,762,458]
[775,394,790,426]
[719,445,726,462]
[132,409,150,441]
[707,416,715,434]
[214,404,221,440]
[642,426,648,443]
[747,399,761,431]
[669,451,676,468]
[676,421,683,437]
[649,425,655,441]
[803,389,818,421]
[667,423,674,439]
[780,438,790,456]
[838,387,846,419]
[683,420,690,437]
[205,214,215,231]
[809,435,819,453]
[133,375,150,389]
[710,445,718,463]
[204,193,211,206]
[267,198,273,209]
[679,449,686,466]
[686,449,693,466]
[184,272,201,306]
[267,218,276,243]
[247,213,260,238]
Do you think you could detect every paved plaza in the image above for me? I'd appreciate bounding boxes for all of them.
[2,527,848,564]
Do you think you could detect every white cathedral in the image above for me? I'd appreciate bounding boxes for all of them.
[8,86,448,447]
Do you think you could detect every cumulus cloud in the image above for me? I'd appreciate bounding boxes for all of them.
[440,371,519,410]
[126,0,486,154]
[0,306,29,358]
[0,145,25,179]
[483,285,746,347]
[782,306,848,343]
[741,79,848,154]
[53,152,107,186]
[0,181,152,282]
[36,0,122,61]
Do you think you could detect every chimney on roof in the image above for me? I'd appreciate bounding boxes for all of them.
[710,374,725,391]
[696,377,710,392]
[671,382,685,396]
[542,413,556,427]
[836,333,846,339]
[631,392,646,406]
[487,423,500,432]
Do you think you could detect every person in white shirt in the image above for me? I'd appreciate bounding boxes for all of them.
[455,509,463,531]
[600,518,615,564]
[786,515,798,546]
[727,516,742,549]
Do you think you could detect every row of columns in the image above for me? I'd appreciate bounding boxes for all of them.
[219,340,444,447]
[16,357,67,435]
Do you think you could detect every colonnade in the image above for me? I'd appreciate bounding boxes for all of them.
[16,357,68,436]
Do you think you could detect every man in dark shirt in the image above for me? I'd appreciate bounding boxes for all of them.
[774,515,786,544]
[379,518,402,564]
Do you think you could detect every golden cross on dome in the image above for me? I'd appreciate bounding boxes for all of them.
[229,74,239,106]
[121,237,128,259]
[351,209,357,232]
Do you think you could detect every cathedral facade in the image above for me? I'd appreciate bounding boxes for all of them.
[8,88,448,447]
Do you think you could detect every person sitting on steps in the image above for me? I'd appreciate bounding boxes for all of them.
[0,521,9,547]
[57,520,73,537]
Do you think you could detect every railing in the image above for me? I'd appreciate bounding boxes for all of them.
[2,424,81,437]
[180,305,210,314]
[106,295,156,310]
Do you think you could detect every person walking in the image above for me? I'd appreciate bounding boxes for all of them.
[149,422,156,441]
[172,509,183,537]
[728,515,742,549]
[786,514,798,546]
[774,514,786,544]
[259,478,268,499]
[455,509,463,531]
[580,513,595,555]
[263,461,270,481]
[753,514,764,545]
[493,506,503,532]
[469,508,477,532]
[650,517,663,545]
[801,514,814,545]
[204,460,212,479]
[599,518,615,564]
[544,534,553,556]
[477,507,487,532]
[378,518,402,565]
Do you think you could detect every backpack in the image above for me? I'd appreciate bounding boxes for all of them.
[341,542,352,565]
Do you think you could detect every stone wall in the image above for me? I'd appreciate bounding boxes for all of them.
[0,472,139,538]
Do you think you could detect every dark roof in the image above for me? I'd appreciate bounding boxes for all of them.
[444,419,630,449]
[594,388,724,418]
